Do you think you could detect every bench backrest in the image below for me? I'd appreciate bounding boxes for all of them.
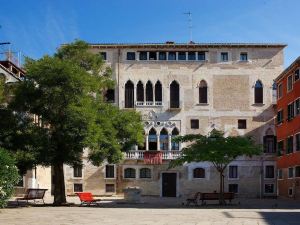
[76,192,94,202]
[201,192,234,200]
[25,189,47,199]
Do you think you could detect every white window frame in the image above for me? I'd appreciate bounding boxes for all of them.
[72,165,83,179]
[288,167,294,179]
[264,165,275,179]
[287,75,293,92]
[228,165,239,180]
[73,183,83,193]
[264,183,275,194]
[192,167,206,179]
[239,52,248,62]
[139,167,152,179]
[220,52,229,62]
[277,169,283,180]
[104,164,116,179]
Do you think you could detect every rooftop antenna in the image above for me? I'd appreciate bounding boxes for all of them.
[184,11,193,43]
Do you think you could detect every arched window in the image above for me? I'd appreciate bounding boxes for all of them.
[263,128,276,153]
[170,80,180,108]
[199,80,208,104]
[254,80,263,104]
[193,168,205,178]
[171,128,179,150]
[155,81,162,102]
[148,128,157,150]
[160,128,169,150]
[136,81,144,102]
[125,80,134,108]
[124,168,136,178]
[146,81,153,102]
[140,168,151,178]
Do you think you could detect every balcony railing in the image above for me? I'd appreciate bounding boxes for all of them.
[124,150,181,160]
[135,101,163,107]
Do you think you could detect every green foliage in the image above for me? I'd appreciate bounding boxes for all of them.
[170,129,261,170]
[0,148,19,208]
[0,76,5,104]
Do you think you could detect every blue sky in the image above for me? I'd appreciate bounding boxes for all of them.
[0,0,299,67]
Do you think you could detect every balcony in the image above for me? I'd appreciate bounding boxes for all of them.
[124,150,181,160]
[135,101,163,107]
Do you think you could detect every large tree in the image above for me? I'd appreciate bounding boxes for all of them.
[2,40,144,205]
[169,129,261,205]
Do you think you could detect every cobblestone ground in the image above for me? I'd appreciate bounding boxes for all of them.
[0,197,300,225]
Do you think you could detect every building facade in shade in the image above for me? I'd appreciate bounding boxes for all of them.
[23,42,285,198]
[275,57,300,199]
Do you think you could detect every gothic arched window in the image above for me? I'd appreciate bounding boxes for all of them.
[155,81,162,103]
[136,81,144,102]
[171,127,180,150]
[160,128,168,150]
[254,80,263,104]
[125,80,134,108]
[199,80,208,104]
[146,81,153,102]
[170,80,180,108]
[148,128,157,150]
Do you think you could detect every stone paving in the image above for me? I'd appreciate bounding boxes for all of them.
[0,197,300,225]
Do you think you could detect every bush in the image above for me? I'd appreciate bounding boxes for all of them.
[0,148,19,208]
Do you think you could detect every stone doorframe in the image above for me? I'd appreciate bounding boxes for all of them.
[159,171,180,197]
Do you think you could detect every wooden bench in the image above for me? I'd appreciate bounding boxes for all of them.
[200,192,234,205]
[76,192,102,206]
[16,188,48,205]
[186,192,201,206]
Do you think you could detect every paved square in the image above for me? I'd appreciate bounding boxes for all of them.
[0,197,300,225]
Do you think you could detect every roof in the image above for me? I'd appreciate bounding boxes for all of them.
[88,42,287,49]
[275,56,300,82]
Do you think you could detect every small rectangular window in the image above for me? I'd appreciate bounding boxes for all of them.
[229,166,238,179]
[74,183,83,192]
[105,165,115,178]
[105,184,115,192]
[265,165,274,178]
[73,165,82,178]
[278,169,283,179]
[296,134,300,151]
[295,99,300,115]
[289,187,293,196]
[277,83,283,99]
[240,53,248,61]
[295,166,300,177]
[126,52,136,60]
[221,52,228,62]
[149,51,157,60]
[264,184,274,193]
[159,52,167,60]
[238,119,247,129]
[198,52,206,61]
[286,136,293,154]
[288,167,294,178]
[287,75,293,92]
[139,51,147,60]
[287,103,294,121]
[277,110,283,124]
[190,119,199,129]
[105,89,115,103]
[188,52,196,60]
[168,52,176,60]
[277,140,284,155]
[295,69,300,82]
[100,52,107,60]
[178,52,186,60]
[228,184,238,193]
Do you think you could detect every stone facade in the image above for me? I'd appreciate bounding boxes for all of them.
[32,43,286,198]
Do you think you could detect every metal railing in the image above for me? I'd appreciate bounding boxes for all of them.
[124,150,181,160]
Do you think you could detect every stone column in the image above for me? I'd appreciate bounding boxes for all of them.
[168,134,172,151]
[157,135,160,151]
[145,135,149,151]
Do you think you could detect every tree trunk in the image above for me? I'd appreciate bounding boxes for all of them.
[53,163,67,205]
[219,170,225,205]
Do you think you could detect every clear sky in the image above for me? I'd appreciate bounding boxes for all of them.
[0,0,299,67]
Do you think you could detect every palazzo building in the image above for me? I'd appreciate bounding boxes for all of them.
[275,57,300,199]
[22,42,286,198]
